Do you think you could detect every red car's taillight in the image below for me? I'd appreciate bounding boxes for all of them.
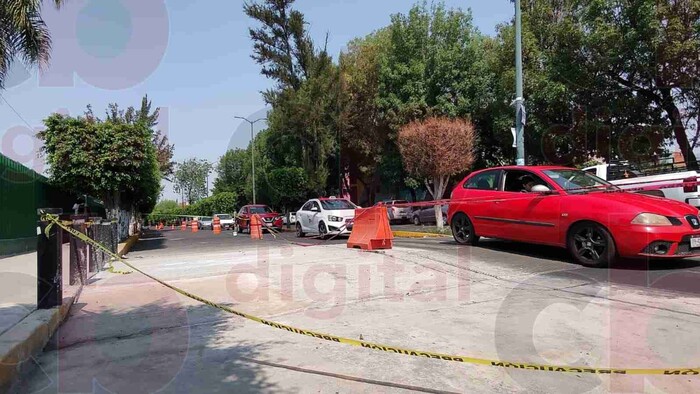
[684,177,698,193]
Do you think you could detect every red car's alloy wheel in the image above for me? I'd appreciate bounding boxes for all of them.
[568,222,616,268]
[451,213,479,245]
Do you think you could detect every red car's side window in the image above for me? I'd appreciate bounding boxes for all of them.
[464,170,501,191]
[502,170,552,193]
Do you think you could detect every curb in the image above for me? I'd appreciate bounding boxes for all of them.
[117,234,139,257]
[0,286,81,393]
[392,230,451,238]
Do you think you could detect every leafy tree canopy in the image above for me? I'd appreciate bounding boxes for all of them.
[39,111,161,218]
[173,158,212,205]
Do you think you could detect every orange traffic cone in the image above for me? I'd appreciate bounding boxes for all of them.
[250,214,263,240]
[213,215,221,235]
[181,221,187,231]
[347,206,393,250]
[192,218,199,233]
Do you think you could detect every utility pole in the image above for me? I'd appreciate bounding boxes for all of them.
[514,0,526,166]
[234,116,267,204]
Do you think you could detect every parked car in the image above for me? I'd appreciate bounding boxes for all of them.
[584,161,700,208]
[283,212,297,225]
[296,198,357,238]
[377,200,412,223]
[199,216,213,230]
[214,213,234,230]
[449,165,700,268]
[236,205,284,232]
[411,205,448,226]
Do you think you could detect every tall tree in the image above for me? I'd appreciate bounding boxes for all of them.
[244,0,314,96]
[267,167,308,211]
[339,30,393,203]
[398,117,477,228]
[100,95,175,178]
[173,159,212,205]
[246,0,341,196]
[378,3,492,130]
[39,113,160,219]
[213,148,250,206]
[0,0,63,88]
[510,0,699,168]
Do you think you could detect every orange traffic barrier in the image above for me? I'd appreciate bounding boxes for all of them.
[213,215,221,235]
[181,221,187,231]
[347,206,393,251]
[171,224,174,230]
[192,218,199,233]
[250,214,263,240]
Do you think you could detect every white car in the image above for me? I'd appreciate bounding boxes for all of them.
[296,198,357,238]
[583,162,700,208]
[379,200,412,223]
[213,213,235,230]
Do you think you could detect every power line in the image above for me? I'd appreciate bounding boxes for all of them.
[0,93,35,130]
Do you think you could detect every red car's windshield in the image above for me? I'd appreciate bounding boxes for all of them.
[544,169,617,193]
[249,206,274,214]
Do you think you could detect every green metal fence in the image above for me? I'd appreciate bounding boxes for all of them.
[0,153,103,257]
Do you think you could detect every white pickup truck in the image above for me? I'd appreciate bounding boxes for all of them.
[583,163,700,208]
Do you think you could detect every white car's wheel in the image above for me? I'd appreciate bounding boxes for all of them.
[319,222,328,239]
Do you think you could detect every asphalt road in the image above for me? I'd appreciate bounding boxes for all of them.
[14,223,700,393]
[133,225,700,298]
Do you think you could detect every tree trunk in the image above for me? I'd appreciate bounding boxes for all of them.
[430,176,448,230]
[409,188,417,203]
[103,190,120,221]
[658,84,699,170]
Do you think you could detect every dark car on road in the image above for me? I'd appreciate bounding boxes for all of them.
[412,205,448,226]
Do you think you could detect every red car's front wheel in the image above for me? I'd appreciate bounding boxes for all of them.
[568,222,616,268]
[451,213,479,245]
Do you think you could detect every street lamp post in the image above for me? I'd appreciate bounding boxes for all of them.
[234,116,266,204]
[514,0,526,166]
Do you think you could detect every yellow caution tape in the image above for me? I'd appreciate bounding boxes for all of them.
[43,213,699,376]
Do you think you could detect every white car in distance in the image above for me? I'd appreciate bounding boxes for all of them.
[296,198,357,238]
[213,213,235,230]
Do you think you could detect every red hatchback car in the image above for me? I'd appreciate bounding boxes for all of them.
[236,205,284,232]
[448,166,700,267]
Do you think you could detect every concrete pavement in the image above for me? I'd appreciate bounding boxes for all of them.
[0,246,73,337]
[12,228,700,393]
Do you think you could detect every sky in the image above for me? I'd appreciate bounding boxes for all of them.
[0,0,514,201]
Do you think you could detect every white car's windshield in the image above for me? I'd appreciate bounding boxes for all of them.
[544,169,617,193]
[320,199,357,210]
[201,217,212,221]
[217,214,232,220]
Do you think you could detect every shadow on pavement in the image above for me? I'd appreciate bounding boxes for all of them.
[442,239,700,271]
[12,300,282,393]
[130,229,168,253]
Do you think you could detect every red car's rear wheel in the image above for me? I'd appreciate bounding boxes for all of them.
[568,222,616,268]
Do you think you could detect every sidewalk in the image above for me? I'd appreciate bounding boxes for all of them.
[0,245,72,336]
